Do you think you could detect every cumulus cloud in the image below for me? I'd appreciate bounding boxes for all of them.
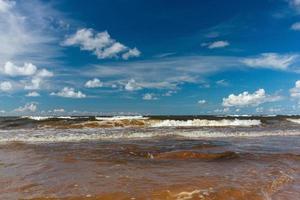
[143,93,158,100]
[203,40,230,49]
[125,79,142,91]
[62,28,140,60]
[14,102,37,112]
[0,61,53,91]
[198,99,206,104]
[26,91,40,97]
[85,78,103,88]
[222,89,280,107]
[51,87,86,98]
[122,48,141,60]
[24,78,42,90]
[0,61,37,76]
[241,53,298,70]
[290,80,300,98]
[291,22,300,30]
[0,81,12,91]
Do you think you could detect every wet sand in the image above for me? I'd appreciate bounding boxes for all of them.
[1,136,299,200]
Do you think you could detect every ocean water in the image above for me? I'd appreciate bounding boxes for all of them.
[0,115,299,199]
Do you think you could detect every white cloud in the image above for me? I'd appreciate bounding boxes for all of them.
[24,77,42,90]
[289,0,300,12]
[0,61,53,91]
[256,107,264,113]
[214,107,230,113]
[53,108,65,113]
[290,80,300,98]
[125,79,142,91]
[242,53,298,70]
[143,93,158,100]
[0,0,64,66]
[0,81,12,91]
[85,56,239,91]
[0,61,37,76]
[83,53,300,93]
[26,91,40,97]
[268,107,281,113]
[36,68,53,77]
[0,0,14,13]
[207,41,230,49]
[163,90,177,96]
[222,89,280,107]
[51,87,86,98]
[216,79,229,87]
[62,28,140,60]
[122,48,141,60]
[85,78,103,88]
[14,102,37,112]
[291,22,300,30]
[198,99,206,104]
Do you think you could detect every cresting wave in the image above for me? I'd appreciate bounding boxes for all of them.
[286,118,300,124]
[0,129,300,143]
[18,116,262,128]
[151,119,261,127]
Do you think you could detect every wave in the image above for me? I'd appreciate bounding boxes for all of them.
[23,116,78,121]
[0,128,299,143]
[150,119,261,127]
[95,116,149,121]
[286,118,300,124]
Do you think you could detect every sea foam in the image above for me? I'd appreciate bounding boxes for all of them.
[151,119,261,127]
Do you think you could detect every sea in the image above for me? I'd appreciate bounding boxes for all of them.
[0,115,299,199]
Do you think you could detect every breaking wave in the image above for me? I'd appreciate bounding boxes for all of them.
[151,119,261,127]
[14,116,263,129]
[23,116,82,121]
[0,128,299,143]
[286,118,300,124]
[95,116,149,121]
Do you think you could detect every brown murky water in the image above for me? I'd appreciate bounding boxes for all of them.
[0,136,299,200]
[0,116,300,199]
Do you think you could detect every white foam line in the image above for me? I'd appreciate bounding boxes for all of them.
[96,116,149,121]
[150,119,261,127]
[0,129,299,143]
[286,118,300,124]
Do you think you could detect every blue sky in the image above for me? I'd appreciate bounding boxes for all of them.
[1,0,300,115]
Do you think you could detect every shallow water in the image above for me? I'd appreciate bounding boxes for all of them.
[0,116,300,199]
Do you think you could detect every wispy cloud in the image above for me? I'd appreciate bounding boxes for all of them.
[207,41,230,49]
[241,53,298,70]
[83,56,240,91]
[0,0,65,66]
